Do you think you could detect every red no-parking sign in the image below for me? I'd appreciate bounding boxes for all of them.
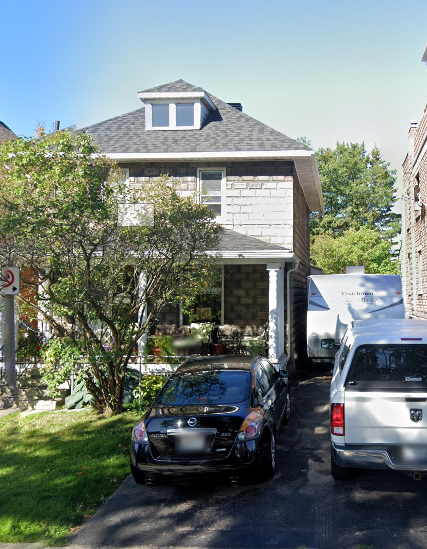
[1,267,20,295]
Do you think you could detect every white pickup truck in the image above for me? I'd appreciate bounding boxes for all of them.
[330,319,427,481]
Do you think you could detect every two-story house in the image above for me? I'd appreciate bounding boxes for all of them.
[80,80,323,369]
[402,46,427,319]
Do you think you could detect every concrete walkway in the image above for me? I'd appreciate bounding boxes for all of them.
[0,406,19,419]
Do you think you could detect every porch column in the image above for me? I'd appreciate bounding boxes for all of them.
[137,273,148,356]
[267,263,285,363]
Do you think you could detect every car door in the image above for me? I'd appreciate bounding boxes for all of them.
[262,359,287,427]
[256,361,280,427]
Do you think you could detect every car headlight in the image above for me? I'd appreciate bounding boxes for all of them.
[237,411,264,441]
[132,419,149,444]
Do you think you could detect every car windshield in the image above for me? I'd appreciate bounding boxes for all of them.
[347,344,427,383]
[156,370,251,405]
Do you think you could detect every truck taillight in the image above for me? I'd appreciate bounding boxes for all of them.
[331,403,344,436]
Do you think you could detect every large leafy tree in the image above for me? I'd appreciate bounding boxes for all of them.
[0,131,222,414]
[310,142,400,239]
[311,227,400,275]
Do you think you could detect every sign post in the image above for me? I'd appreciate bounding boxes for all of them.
[1,267,20,389]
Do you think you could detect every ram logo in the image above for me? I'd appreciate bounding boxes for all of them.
[410,409,423,423]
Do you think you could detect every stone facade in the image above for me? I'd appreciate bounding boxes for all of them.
[402,114,427,320]
[126,161,294,249]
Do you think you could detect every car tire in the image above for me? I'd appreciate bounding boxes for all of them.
[330,445,352,481]
[282,391,291,425]
[253,431,276,482]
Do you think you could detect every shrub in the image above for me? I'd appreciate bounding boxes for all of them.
[133,375,167,408]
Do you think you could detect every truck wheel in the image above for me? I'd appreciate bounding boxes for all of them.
[331,445,352,481]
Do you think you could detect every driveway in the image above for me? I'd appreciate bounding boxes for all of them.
[71,373,427,549]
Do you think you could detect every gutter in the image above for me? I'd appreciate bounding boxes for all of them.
[286,260,299,363]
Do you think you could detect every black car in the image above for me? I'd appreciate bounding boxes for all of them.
[130,355,291,487]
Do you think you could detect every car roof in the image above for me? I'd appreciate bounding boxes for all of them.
[177,355,258,374]
[349,319,427,344]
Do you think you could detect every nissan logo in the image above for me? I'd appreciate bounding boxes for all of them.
[187,417,197,427]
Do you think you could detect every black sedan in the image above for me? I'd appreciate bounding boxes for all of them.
[130,355,291,487]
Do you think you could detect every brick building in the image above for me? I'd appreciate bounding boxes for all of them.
[81,80,323,369]
[402,46,427,319]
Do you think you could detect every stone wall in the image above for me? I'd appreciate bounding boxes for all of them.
[403,112,427,320]
[125,161,294,249]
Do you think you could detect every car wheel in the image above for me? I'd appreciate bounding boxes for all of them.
[330,445,352,481]
[253,432,276,482]
[283,391,291,425]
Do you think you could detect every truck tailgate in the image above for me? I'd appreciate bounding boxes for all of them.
[344,389,427,445]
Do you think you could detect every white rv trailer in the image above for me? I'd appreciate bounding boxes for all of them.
[307,274,404,360]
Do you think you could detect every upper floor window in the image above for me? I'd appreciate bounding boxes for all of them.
[176,103,194,127]
[198,169,225,219]
[152,104,169,127]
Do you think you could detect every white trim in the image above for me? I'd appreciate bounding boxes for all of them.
[104,149,315,160]
[138,91,216,111]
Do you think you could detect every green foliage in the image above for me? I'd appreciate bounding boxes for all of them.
[311,227,401,274]
[246,340,268,356]
[40,337,81,398]
[64,379,94,409]
[0,408,140,545]
[0,131,222,414]
[133,374,167,408]
[149,334,175,356]
[311,142,400,239]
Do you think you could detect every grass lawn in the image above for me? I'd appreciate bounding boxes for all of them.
[0,407,141,546]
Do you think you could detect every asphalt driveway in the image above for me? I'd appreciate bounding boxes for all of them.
[70,373,427,549]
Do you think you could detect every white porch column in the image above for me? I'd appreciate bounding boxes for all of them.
[267,263,285,363]
[137,273,148,356]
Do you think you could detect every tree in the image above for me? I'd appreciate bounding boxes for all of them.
[0,131,222,414]
[311,227,400,274]
[311,142,400,239]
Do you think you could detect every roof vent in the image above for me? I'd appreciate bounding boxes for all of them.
[227,103,243,112]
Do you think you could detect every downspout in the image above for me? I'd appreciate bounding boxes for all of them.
[286,260,299,362]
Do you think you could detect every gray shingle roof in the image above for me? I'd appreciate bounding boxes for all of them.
[0,121,17,142]
[80,80,311,154]
[215,229,290,253]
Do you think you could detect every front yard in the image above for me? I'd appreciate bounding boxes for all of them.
[0,407,141,546]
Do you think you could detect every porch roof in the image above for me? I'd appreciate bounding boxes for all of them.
[212,229,297,265]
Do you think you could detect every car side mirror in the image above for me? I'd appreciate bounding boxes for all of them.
[279,368,289,379]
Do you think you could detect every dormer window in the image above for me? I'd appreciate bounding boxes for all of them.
[176,103,194,127]
[138,89,216,131]
[152,104,169,127]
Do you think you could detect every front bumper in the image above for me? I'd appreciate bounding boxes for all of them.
[130,438,258,483]
[332,442,427,471]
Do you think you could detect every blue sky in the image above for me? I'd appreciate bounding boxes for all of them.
[1,0,427,195]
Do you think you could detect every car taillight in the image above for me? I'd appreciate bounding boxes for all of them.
[331,403,345,436]
[132,419,149,444]
[237,410,263,441]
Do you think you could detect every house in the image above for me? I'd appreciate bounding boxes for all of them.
[0,121,16,142]
[402,45,427,319]
[80,80,323,369]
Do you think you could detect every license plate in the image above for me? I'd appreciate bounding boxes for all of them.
[401,446,427,464]
[176,435,206,452]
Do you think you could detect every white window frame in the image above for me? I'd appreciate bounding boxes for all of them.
[197,167,226,223]
[145,100,201,131]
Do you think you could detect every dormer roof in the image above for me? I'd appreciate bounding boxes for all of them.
[80,80,323,211]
